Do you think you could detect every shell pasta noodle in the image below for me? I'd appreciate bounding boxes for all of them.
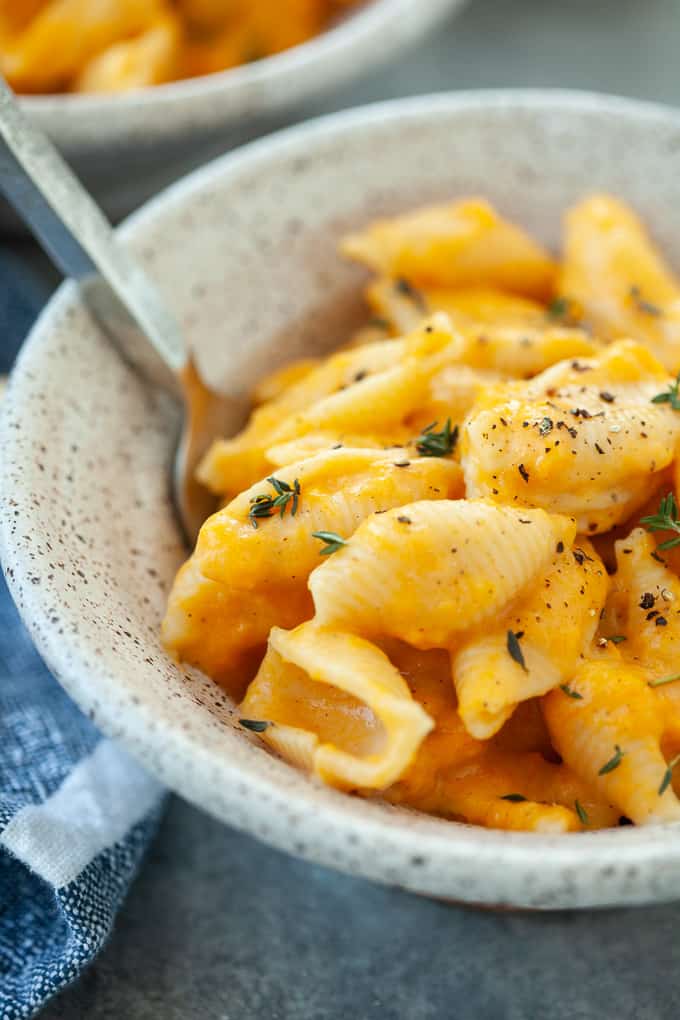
[0,0,362,94]
[163,192,680,833]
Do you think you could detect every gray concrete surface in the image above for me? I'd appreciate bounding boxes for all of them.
[40,0,680,1015]
[41,798,680,1020]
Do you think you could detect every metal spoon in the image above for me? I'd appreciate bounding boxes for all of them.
[0,77,228,545]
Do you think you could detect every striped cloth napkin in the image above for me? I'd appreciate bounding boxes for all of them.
[0,248,166,1018]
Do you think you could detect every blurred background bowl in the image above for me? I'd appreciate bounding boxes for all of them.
[13,0,465,223]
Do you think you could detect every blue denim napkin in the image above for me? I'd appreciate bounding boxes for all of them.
[0,247,166,1019]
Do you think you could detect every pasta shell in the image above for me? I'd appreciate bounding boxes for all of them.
[310,499,575,646]
[261,623,434,790]
[462,340,680,532]
[341,198,556,299]
[544,656,680,825]
[559,194,680,371]
[453,540,608,738]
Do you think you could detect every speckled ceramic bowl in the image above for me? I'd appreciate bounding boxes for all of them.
[12,0,464,221]
[4,90,680,910]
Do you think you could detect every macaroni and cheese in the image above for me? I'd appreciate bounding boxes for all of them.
[0,0,361,93]
[163,193,680,833]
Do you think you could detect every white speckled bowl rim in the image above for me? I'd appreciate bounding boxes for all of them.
[18,0,464,150]
[4,90,680,911]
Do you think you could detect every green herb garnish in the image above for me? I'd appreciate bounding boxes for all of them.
[506,630,527,672]
[415,418,458,458]
[239,719,270,733]
[574,800,589,825]
[641,492,680,549]
[560,683,583,700]
[395,277,428,312]
[547,296,571,320]
[500,793,527,803]
[651,371,680,410]
[631,285,662,317]
[368,316,391,331]
[605,634,627,645]
[658,754,680,795]
[312,530,347,555]
[248,476,300,527]
[649,673,680,688]
[598,744,625,776]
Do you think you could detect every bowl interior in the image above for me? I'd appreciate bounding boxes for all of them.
[5,91,680,909]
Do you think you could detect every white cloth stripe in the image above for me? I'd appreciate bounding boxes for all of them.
[1,740,163,888]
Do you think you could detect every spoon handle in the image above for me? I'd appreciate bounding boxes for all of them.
[0,77,185,394]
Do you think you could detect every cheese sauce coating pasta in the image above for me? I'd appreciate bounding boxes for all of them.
[0,0,361,93]
[164,194,680,832]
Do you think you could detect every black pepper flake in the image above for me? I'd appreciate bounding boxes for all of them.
[556,541,564,554]
[651,550,666,564]
[594,442,605,455]
[640,592,656,610]
[646,610,659,620]
[571,407,592,419]
[397,515,412,524]
[394,460,410,468]
[600,391,615,403]
[353,370,367,383]
[518,464,530,483]
[499,416,508,427]
[656,615,668,627]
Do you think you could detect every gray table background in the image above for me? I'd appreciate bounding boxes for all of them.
[13,0,680,1015]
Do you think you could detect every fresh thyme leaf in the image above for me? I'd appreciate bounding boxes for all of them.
[560,683,583,700]
[574,800,589,825]
[395,277,428,312]
[248,477,301,527]
[415,418,458,457]
[658,754,680,795]
[547,296,570,320]
[506,630,528,672]
[651,371,680,410]
[640,492,680,549]
[239,719,270,733]
[312,530,347,555]
[500,793,527,802]
[268,476,292,495]
[605,634,627,644]
[598,744,625,776]
[368,316,391,331]
[649,672,680,688]
[630,284,662,317]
